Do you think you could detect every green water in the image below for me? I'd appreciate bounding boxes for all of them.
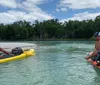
[0,41,100,85]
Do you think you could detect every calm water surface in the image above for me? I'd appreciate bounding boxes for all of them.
[0,41,100,85]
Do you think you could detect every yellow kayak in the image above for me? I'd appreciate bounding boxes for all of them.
[0,49,35,63]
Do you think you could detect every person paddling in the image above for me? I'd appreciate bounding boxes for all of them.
[0,47,10,59]
[85,32,100,65]
[0,47,23,59]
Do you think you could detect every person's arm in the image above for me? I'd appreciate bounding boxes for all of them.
[0,56,4,59]
[0,47,9,55]
[85,49,97,60]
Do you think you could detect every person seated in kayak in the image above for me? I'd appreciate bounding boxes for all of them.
[0,47,23,59]
[85,32,100,65]
[0,47,10,59]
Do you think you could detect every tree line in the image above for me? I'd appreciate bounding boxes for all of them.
[0,15,100,40]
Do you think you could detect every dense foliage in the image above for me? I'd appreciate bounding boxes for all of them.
[0,16,100,40]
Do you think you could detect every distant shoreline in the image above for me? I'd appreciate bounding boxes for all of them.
[0,38,95,41]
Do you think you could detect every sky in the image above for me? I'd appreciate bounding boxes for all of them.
[0,0,100,24]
